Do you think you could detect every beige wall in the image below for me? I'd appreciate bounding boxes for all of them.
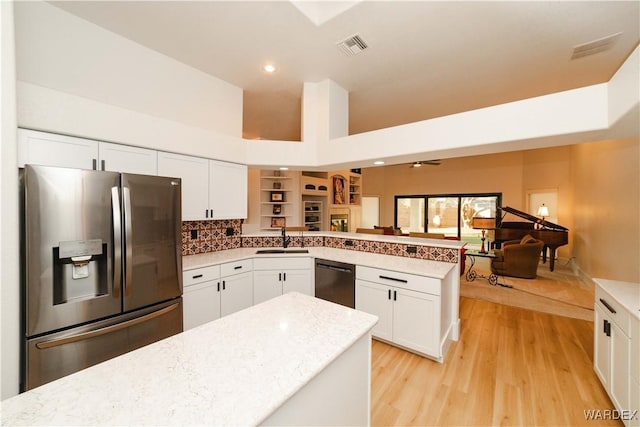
[362,150,526,229]
[571,138,639,282]
[362,140,640,282]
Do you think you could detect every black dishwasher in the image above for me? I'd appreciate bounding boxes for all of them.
[314,259,355,308]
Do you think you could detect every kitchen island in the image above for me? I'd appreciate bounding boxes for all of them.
[1,293,378,426]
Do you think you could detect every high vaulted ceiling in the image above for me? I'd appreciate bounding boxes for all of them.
[51,1,639,141]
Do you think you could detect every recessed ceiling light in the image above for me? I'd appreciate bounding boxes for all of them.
[263,64,276,73]
[411,162,422,168]
[373,161,385,165]
[279,167,289,170]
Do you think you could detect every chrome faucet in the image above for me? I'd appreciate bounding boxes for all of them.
[281,227,291,248]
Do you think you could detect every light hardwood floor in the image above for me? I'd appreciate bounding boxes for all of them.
[370,297,620,426]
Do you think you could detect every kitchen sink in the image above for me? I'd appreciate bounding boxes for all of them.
[255,249,309,254]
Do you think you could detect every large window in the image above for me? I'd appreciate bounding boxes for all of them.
[395,193,501,244]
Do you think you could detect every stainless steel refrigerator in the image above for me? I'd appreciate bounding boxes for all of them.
[21,165,183,391]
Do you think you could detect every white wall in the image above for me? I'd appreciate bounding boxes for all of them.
[1,0,20,400]
[14,0,243,150]
[17,82,247,163]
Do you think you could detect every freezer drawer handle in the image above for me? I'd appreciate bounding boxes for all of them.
[599,298,616,314]
[379,275,407,284]
[35,303,181,349]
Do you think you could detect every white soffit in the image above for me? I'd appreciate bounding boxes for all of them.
[290,0,362,26]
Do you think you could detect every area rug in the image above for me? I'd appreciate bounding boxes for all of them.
[460,257,595,321]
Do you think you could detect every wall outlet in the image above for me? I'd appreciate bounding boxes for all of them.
[406,246,417,254]
[190,229,198,240]
[345,240,354,246]
[225,227,235,236]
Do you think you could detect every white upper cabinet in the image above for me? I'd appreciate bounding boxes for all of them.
[18,129,248,222]
[18,129,98,170]
[18,129,157,175]
[209,160,247,220]
[158,152,248,221]
[157,152,209,221]
[98,142,157,175]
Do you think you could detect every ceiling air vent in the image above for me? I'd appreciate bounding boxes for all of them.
[571,32,622,60]
[337,34,368,56]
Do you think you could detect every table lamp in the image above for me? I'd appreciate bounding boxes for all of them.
[472,216,495,253]
[537,204,549,222]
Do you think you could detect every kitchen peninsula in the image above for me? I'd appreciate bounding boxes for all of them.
[1,293,378,426]
[184,231,465,361]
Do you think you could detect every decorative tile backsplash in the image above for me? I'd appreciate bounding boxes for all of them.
[181,219,242,255]
[241,234,324,249]
[323,237,459,263]
[184,224,458,264]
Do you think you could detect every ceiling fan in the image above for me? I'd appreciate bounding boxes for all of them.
[410,160,441,168]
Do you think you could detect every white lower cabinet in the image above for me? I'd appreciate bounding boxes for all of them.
[631,316,640,427]
[183,265,221,330]
[252,257,312,305]
[355,266,441,359]
[220,259,253,317]
[594,282,637,427]
[182,260,253,330]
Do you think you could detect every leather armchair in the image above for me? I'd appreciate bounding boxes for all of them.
[490,235,544,279]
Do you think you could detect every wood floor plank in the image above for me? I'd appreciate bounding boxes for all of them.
[370,297,622,426]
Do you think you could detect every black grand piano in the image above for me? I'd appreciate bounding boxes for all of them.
[494,206,569,272]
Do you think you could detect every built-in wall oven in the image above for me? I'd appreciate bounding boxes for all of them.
[314,259,355,308]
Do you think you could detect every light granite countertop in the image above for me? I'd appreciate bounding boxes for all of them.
[183,246,457,279]
[1,293,378,426]
[594,278,640,320]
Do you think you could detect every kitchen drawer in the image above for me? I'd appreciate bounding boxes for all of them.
[596,287,630,336]
[183,265,220,287]
[253,257,312,271]
[221,259,253,277]
[356,265,440,296]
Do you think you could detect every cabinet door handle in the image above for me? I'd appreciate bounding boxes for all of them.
[192,274,203,279]
[101,160,106,171]
[379,275,407,284]
[210,209,214,218]
[92,159,97,170]
[234,266,242,270]
[388,289,391,300]
[205,210,209,219]
[599,298,616,314]
[604,319,611,337]
[278,273,282,281]
[217,282,220,292]
[394,290,397,301]
[283,272,286,281]
[222,280,226,290]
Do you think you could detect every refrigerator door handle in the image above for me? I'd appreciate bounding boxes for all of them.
[111,187,122,298]
[123,186,133,296]
[35,302,181,349]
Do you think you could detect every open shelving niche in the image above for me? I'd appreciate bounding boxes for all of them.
[301,171,330,231]
[328,170,362,232]
[259,170,301,231]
